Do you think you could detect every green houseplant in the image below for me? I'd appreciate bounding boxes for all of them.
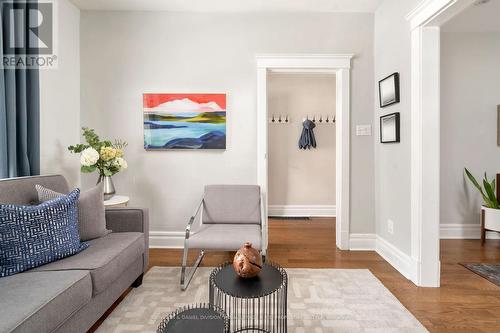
[68,127,128,199]
[464,168,500,237]
[464,168,499,209]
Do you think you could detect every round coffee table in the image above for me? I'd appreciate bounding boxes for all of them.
[209,262,287,333]
[157,304,229,333]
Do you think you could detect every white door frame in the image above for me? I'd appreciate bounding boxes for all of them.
[406,0,474,287]
[256,54,353,250]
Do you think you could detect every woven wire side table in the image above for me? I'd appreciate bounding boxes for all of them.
[209,262,288,333]
[157,303,230,333]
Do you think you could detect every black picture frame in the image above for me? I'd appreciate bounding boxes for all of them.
[378,72,400,108]
[380,112,400,143]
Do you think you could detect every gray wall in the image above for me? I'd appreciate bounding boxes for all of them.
[268,73,336,206]
[40,0,80,188]
[440,32,500,226]
[80,11,375,235]
[374,0,420,255]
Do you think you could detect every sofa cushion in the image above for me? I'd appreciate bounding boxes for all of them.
[0,189,89,277]
[0,270,92,333]
[33,232,144,295]
[36,183,111,241]
[0,175,69,206]
[187,224,262,250]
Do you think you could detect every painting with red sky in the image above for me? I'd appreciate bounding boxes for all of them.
[143,93,226,149]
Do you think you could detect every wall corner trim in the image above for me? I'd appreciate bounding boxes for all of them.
[406,0,455,30]
[375,236,415,281]
[349,233,376,251]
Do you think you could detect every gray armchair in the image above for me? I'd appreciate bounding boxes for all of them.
[180,185,267,290]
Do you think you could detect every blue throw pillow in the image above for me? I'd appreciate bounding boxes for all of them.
[0,189,88,277]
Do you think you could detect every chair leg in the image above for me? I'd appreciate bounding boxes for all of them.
[180,247,205,291]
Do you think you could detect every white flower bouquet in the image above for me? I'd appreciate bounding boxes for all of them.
[68,127,128,177]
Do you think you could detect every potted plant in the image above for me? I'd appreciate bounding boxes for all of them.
[68,127,128,200]
[464,168,500,235]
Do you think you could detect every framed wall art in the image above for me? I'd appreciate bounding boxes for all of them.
[380,112,400,143]
[143,93,226,150]
[379,72,400,108]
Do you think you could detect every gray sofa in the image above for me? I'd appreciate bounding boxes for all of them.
[0,175,149,333]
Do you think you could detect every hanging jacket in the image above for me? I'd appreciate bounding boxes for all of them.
[298,119,317,149]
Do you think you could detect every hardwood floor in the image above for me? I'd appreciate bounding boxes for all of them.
[90,218,500,333]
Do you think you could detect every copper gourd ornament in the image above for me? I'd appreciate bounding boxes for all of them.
[233,242,263,278]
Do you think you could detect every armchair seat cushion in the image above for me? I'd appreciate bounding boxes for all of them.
[187,224,262,251]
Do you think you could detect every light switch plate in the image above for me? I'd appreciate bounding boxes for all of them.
[356,125,372,136]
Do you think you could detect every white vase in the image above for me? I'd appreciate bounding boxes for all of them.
[482,206,500,231]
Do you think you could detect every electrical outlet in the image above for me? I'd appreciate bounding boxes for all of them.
[387,219,394,235]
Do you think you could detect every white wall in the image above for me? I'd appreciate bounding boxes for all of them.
[440,32,500,226]
[268,73,336,207]
[374,0,420,255]
[80,11,375,241]
[40,0,81,187]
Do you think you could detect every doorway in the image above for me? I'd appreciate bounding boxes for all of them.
[267,73,336,218]
[256,54,353,251]
[407,0,476,286]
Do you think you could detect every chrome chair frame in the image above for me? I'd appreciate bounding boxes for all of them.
[180,193,267,291]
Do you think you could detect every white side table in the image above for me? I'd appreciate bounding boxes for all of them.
[104,195,130,208]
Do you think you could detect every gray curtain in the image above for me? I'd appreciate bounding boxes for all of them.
[0,0,40,178]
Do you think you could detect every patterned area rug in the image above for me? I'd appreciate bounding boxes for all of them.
[97,267,428,333]
[460,263,500,286]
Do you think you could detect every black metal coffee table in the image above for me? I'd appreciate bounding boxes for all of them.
[209,262,287,333]
[157,303,229,333]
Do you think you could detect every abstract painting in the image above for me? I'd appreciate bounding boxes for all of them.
[143,93,226,149]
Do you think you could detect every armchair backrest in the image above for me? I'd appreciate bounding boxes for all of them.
[202,185,261,225]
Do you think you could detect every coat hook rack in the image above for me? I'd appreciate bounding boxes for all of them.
[302,114,336,125]
[269,114,335,125]
[269,114,290,124]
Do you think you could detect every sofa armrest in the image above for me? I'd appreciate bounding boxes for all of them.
[105,207,149,233]
[105,207,149,270]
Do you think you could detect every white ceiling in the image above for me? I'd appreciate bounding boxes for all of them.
[442,0,500,32]
[69,0,383,12]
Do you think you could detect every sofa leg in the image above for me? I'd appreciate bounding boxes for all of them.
[132,273,144,288]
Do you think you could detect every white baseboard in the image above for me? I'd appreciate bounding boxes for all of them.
[440,224,500,239]
[349,233,376,250]
[150,229,416,283]
[375,236,415,281]
[268,205,336,217]
[149,231,185,248]
[349,234,414,281]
